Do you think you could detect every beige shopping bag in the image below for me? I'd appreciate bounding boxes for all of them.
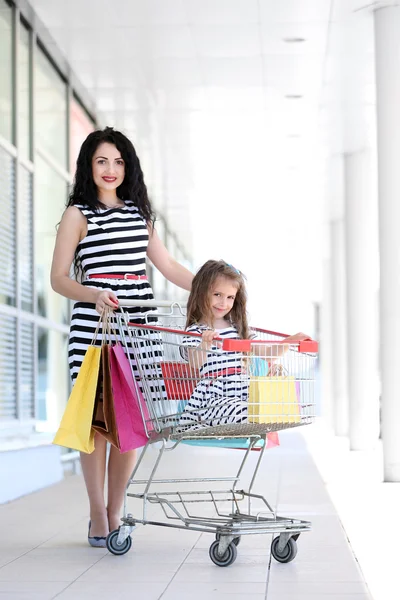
[248,376,301,424]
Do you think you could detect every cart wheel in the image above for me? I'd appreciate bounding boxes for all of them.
[209,540,238,567]
[232,536,241,547]
[106,529,132,556]
[215,533,241,546]
[271,537,297,563]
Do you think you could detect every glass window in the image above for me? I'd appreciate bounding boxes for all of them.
[151,217,167,298]
[174,243,190,302]
[70,96,95,175]
[37,327,69,430]
[0,314,17,420]
[20,320,34,419]
[146,259,154,290]
[0,0,13,142]
[156,216,166,244]
[18,22,32,159]
[35,46,67,168]
[35,155,68,323]
[19,166,33,312]
[166,233,177,298]
[0,147,16,306]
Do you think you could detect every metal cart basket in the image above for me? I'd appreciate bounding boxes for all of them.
[106,300,318,567]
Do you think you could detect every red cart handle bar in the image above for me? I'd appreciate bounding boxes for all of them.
[125,321,318,354]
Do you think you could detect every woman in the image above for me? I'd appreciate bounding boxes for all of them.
[51,127,193,547]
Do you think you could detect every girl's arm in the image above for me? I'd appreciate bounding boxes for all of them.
[186,330,216,370]
[50,206,119,313]
[146,224,193,291]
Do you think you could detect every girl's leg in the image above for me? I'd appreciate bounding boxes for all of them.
[106,447,137,532]
[80,432,109,537]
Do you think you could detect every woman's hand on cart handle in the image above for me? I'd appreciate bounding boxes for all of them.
[256,332,311,359]
[283,332,310,343]
[95,290,119,314]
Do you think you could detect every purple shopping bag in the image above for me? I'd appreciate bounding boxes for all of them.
[109,343,152,452]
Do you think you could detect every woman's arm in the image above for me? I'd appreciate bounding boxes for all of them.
[252,332,310,360]
[146,224,193,291]
[50,207,119,313]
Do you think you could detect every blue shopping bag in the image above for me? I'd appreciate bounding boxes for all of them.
[182,437,265,450]
[182,433,279,451]
[249,357,269,376]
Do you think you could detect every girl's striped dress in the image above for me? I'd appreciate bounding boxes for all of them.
[178,324,249,430]
[68,200,165,400]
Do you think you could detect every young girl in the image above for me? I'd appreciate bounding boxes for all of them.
[178,260,307,430]
[51,127,193,546]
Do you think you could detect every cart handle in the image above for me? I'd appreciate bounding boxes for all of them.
[118,299,186,309]
[118,301,308,341]
[125,321,318,353]
[251,325,292,338]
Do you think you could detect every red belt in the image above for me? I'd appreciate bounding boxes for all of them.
[203,368,243,389]
[88,273,148,281]
[206,368,242,379]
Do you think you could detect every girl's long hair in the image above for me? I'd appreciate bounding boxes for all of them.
[186,260,250,339]
[67,126,154,224]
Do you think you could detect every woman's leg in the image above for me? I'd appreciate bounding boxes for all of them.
[106,447,137,532]
[80,432,109,537]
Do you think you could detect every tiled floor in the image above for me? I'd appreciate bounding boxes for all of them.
[0,430,372,600]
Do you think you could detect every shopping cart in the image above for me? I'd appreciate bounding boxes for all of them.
[106,300,318,567]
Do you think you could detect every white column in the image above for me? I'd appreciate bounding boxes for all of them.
[344,150,380,451]
[375,4,400,481]
[330,218,349,436]
[320,255,334,429]
[325,154,349,437]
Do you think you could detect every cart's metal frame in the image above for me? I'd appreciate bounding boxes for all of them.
[106,300,317,565]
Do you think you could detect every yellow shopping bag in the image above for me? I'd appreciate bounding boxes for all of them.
[53,346,101,453]
[248,376,301,424]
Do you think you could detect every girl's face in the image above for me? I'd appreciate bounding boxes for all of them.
[92,142,125,195]
[209,276,238,322]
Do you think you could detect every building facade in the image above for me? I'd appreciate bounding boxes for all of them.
[0,0,191,503]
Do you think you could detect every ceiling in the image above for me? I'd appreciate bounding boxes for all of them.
[28,0,378,330]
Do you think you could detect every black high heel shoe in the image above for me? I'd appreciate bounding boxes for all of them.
[88,520,107,548]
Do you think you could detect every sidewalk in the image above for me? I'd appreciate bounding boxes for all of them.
[305,423,400,600]
[0,430,371,600]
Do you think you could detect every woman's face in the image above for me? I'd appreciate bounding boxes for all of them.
[92,142,125,194]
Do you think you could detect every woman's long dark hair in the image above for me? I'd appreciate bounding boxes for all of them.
[67,126,155,223]
[186,260,250,339]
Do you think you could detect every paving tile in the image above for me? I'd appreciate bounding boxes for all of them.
[76,555,179,583]
[55,581,167,600]
[0,581,70,600]
[173,563,269,583]
[0,550,33,568]
[0,554,103,583]
[162,593,266,600]
[269,558,364,583]
[164,581,267,595]
[268,595,371,600]
[266,580,371,596]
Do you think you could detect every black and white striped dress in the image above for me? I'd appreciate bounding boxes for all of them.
[178,324,249,430]
[68,201,163,395]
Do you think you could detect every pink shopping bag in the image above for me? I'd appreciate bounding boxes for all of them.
[109,344,152,452]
